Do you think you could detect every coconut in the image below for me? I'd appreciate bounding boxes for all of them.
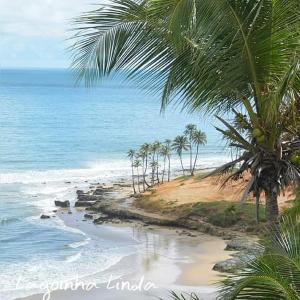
[252,128,263,138]
[256,135,265,144]
[291,155,300,165]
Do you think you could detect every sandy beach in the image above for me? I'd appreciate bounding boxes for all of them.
[16,207,232,300]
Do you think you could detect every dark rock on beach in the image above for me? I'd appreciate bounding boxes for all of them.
[54,200,70,208]
[40,214,50,219]
[84,213,94,220]
[75,201,97,207]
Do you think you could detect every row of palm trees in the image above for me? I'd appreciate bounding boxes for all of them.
[127,124,207,194]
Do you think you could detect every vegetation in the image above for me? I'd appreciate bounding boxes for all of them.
[126,125,206,194]
[191,201,265,228]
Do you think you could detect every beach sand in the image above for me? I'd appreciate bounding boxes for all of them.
[17,210,232,300]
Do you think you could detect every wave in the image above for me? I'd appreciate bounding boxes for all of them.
[68,238,91,249]
[0,242,136,300]
[0,153,229,185]
[0,217,19,226]
[0,159,131,185]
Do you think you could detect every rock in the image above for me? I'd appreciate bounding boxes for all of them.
[76,190,84,195]
[53,210,57,213]
[65,181,71,184]
[40,214,50,219]
[75,201,96,207]
[213,257,246,273]
[68,211,72,214]
[93,215,110,224]
[54,200,70,208]
[77,194,98,202]
[84,214,94,220]
[225,237,262,253]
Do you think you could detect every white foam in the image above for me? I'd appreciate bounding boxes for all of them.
[68,238,91,249]
[25,215,87,237]
[66,252,82,263]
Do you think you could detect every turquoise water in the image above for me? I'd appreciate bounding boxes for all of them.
[0,69,227,299]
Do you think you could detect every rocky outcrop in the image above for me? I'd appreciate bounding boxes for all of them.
[213,237,264,273]
[74,186,117,208]
[54,200,70,208]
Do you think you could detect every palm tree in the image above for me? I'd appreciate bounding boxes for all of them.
[218,216,300,299]
[139,143,151,190]
[127,149,136,194]
[184,124,197,175]
[152,141,161,185]
[72,0,300,224]
[160,145,171,183]
[191,130,207,176]
[133,159,142,193]
[164,139,172,182]
[172,136,189,175]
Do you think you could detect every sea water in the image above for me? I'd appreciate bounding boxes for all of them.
[0,69,228,299]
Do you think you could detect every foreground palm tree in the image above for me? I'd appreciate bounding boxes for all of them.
[72,0,300,223]
[172,136,189,175]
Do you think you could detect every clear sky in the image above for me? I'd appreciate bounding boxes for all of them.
[0,0,109,69]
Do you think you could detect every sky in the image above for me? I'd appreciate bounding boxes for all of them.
[0,0,109,69]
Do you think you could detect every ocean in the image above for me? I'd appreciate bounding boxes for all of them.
[0,69,228,299]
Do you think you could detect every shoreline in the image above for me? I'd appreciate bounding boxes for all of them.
[15,175,261,300]
[17,210,231,300]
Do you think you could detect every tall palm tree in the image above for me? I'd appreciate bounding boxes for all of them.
[152,141,161,184]
[133,159,142,193]
[72,0,300,223]
[160,145,171,183]
[139,143,151,190]
[164,139,172,182]
[127,149,136,194]
[172,136,189,175]
[191,130,207,176]
[184,124,197,175]
[138,149,147,191]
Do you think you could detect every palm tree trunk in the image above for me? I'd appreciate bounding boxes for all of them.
[162,156,166,183]
[156,153,160,184]
[180,154,185,175]
[168,155,171,182]
[189,139,193,174]
[137,167,141,193]
[265,188,279,224]
[255,194,260,224]
[142,160,146,192]
[144,155,150,187]
[151,153,155,186]
[191,144,199,176]
[131,164,136,194]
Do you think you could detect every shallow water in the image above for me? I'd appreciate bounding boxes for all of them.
[0,69,228,299]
